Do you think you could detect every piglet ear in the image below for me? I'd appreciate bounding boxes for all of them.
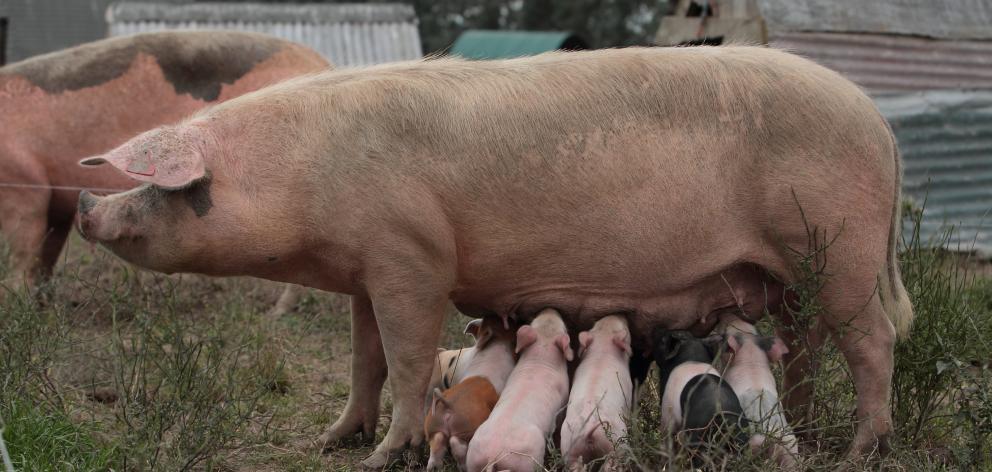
[578,331,592,358]
[613,333,632,358]
[464,319,482,339]
[79,126,206,190]
[766,337,789,363]
[557,334,574,362]
[515,325,537,354]
[726,334,741,353]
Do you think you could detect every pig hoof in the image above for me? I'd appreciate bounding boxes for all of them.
[317,423,376,452]
[359,448,399,470]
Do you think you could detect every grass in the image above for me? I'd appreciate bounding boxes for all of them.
[0,206,990,471]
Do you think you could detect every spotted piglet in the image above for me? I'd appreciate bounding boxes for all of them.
[717,315,799,469]
[467,309,573,472]
[653,329,748,456]
[425,316,516,470]
[560,315,633,470]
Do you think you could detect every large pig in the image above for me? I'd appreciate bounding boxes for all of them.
[0,31,327,306]
[717,315,799,469]
[76,46,913,466]
[560,315,633,469]
[466,309,572,472]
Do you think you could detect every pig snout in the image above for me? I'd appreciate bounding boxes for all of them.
[78,190,98,215]
[76,191,106,242]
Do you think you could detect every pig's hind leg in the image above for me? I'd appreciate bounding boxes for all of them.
[319,295,387,449]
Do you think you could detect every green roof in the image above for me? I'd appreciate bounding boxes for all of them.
[450,30,588,60]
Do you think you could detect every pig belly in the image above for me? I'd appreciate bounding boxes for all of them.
[453,263,783,342]
[661,362,720,434]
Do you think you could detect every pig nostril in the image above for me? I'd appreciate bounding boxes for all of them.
[78,190,98,215]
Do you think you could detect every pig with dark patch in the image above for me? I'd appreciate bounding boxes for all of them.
[76,47,913,467]
[422,316,516,470]
[716,315,799,469]
[653,329,749,457]
[466,309,573,472]
[560,315,633,470]
[425,376,499,471]
[0,31,327,300]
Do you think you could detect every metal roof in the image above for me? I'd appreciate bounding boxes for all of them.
[874,91,992,254]
[756,0,992,40]
[106,2,423,67]
[450,30,588,60]
[771,32,992,92]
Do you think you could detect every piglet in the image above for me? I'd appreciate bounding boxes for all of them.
[425,376,500,470]
[426,319,484,407]
[467,309,573,472]
[653,329,748,457]
[425,316,517,470]
[560,315,633,470]
[717,315,799,469]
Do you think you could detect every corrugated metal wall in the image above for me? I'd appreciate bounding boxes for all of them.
[1,0,114,63]
[107,3,423,67]
[0,0,191,63]
[875,91,992,253]
[771,32,992,92]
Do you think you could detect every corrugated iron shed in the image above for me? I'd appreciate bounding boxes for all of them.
[875,91,992,254]
[771,32,992,92]
[450,30,588,60]
[656,0,992,93]
[756,0,992,40]
[107,2,423,67]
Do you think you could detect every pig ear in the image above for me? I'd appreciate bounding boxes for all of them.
[430,388,446,416]
[557,334,574,362]
[475,327,494,350]
[726,334,741,353]
[613,333,632,358]
[464,319,482,339]
[79,127,206,190]
[765,337,789,363]
[578,331,592,358]
[515,325,537,354]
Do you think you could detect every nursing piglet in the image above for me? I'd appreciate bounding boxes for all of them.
[425,316,516,470]
[653,329,748,455]
[718,316,799,469]
[560,315,633,470]
[425,376,499,470]
[467,309,573,472]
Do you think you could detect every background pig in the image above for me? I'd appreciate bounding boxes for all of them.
[717,315,799,469]
[560,315,633,469]
[0,31,327,307]
[467,309,572,472]
[425,376,499,471]
[76,46,912,466]
[653,329,748,456]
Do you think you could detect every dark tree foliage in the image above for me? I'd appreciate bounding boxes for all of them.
[198,0,671,54]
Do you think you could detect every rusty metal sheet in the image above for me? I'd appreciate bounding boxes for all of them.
[771,32,992,93]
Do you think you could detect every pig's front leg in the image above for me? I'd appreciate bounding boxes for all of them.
[319,295,387,449]
[360,259,453,469]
